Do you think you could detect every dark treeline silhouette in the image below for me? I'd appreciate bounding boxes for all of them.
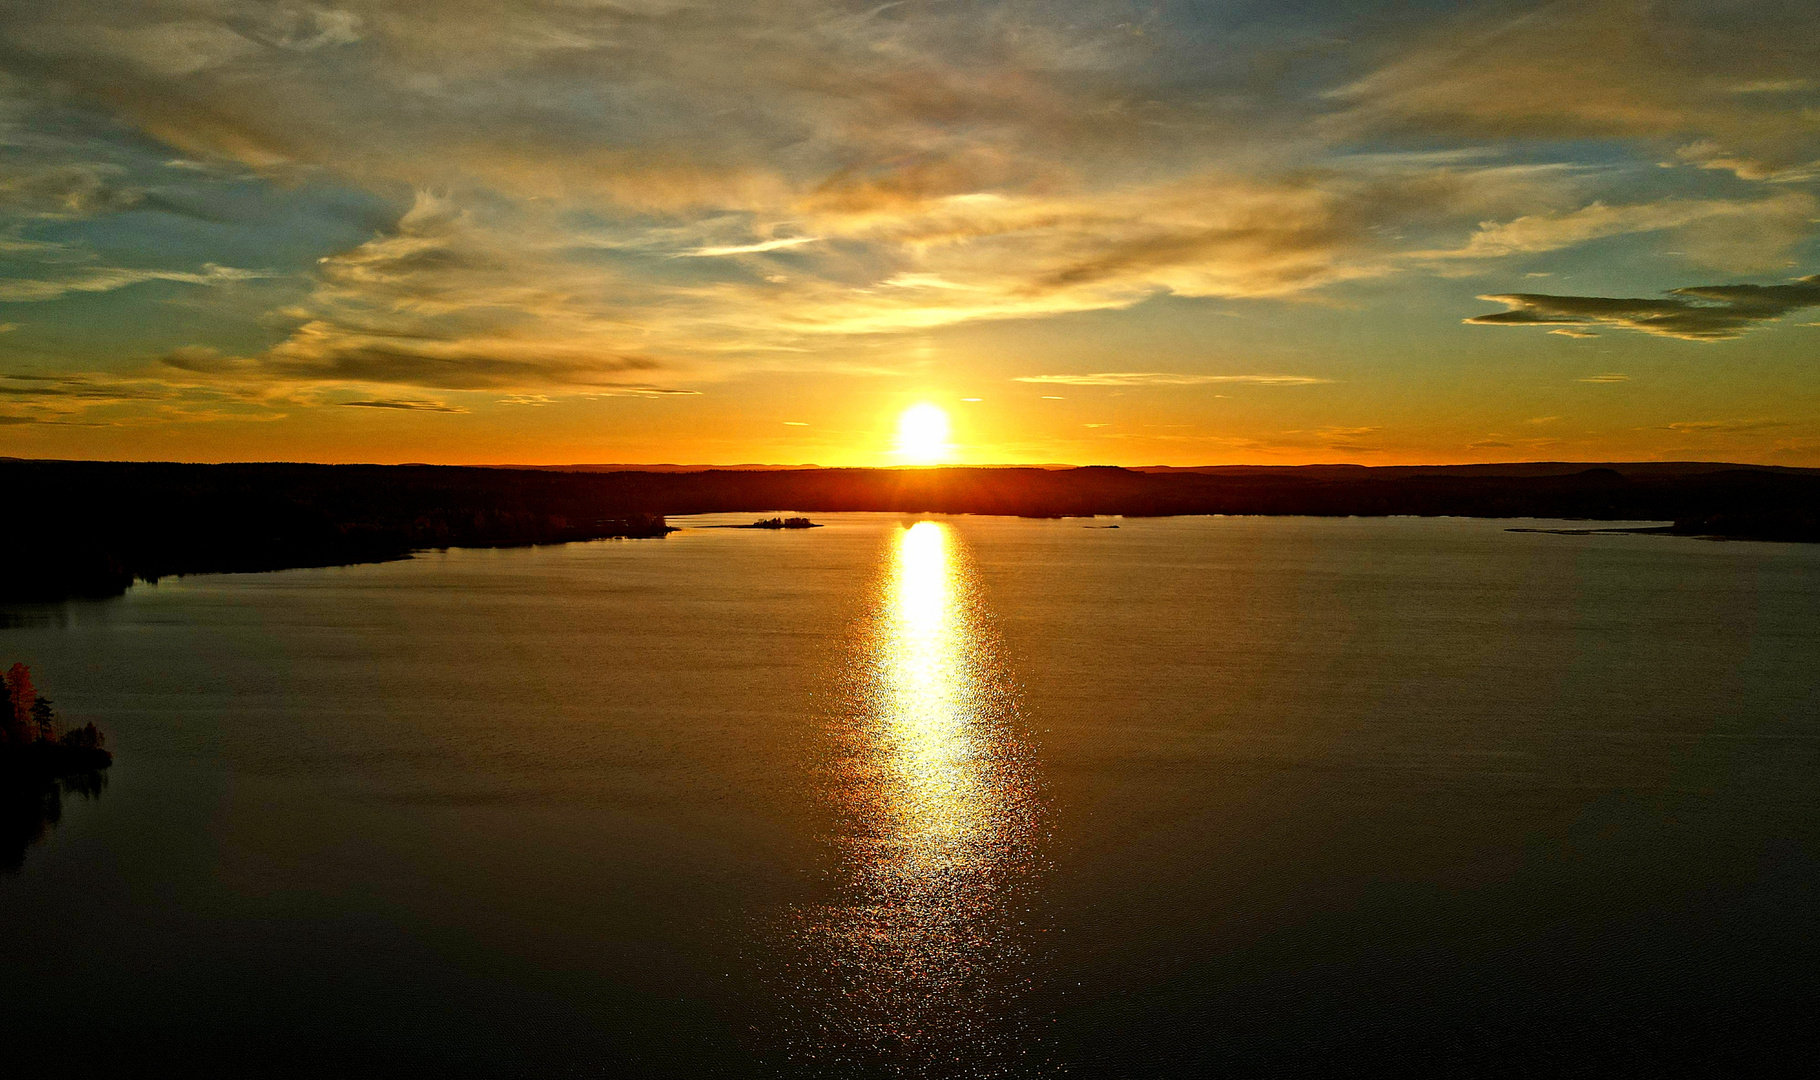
[2,458,1816,601]
[2,662,109,871]
[1,460,674,601]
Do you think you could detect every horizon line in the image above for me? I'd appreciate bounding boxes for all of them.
[4,456,1816,473]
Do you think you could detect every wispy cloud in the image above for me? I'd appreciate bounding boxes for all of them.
[1729,79,1813,95]
[581,386,702,397]
[1326,0,1820,184]
[0,369,292,426]
[679,237,820,257]
[1014,372,1331,386]
[1665,418,1787,434]
[0,162,142,219]
[0,263,269,303]
[1417,194,1816,272]
[2,372,175,402]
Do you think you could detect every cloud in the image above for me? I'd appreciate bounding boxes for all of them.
[1421,193,1817,272]
[858,165,1604,313]
[1664,418,1788,434]
[1578,373,1630,383]
[1672,141,1820,183]
[0,369,293,427]
[0,1,1178,197]
[208,167,1569,389]
[680,237,821,257]
[0,0,1687,378]
[264,333,667,391]
[0,263,268,302]
[1729,79,1813,95]
[158,345,248,375]
[173,190,699,392]
[0,162,142,218]
[1468,275,1820,340]
[83,20,263,77]
[1014,372,1330,386]
[0,0,1816,409]
[1327,0,1820,183]
[586,386,701,397]
[339,398,465,413]
[1,372,172,401]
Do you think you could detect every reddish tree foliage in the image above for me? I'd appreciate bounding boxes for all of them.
[4,663,34,743]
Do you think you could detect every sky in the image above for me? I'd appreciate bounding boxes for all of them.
[2,0,1818,466]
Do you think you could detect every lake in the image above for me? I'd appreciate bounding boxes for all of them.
[4,514,1818,1077]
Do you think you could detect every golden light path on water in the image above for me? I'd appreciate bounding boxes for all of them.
[873,519,990,879]
[783,520,1048,1077]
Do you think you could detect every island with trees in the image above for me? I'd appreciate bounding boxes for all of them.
[3,663,110,872]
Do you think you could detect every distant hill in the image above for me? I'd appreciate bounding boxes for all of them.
[1130,461,1820,478]
[497,463,829,472]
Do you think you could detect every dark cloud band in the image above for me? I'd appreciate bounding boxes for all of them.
[338,399,465,413]
[1468,275,1820,340]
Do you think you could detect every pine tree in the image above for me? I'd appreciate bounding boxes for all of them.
[31,695,56,743]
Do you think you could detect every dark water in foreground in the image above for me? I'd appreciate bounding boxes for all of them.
[4,514,1818,1077]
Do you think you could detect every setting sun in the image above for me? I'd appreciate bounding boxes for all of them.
[895,403,952,465]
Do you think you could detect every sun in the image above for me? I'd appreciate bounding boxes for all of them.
[895,403,951,464]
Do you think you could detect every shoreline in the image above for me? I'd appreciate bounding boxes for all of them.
[4,460,1814,603]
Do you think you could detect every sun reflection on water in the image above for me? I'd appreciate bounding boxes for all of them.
[781,520,1048,1076]
[873,519,985,870]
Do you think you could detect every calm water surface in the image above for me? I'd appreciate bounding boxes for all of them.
[4,515,1818,1076]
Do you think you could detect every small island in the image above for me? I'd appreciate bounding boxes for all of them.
[3,663,110,773]
[735,517,822,530]
[3,664,110,872]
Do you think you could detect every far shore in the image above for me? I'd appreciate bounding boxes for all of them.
[3,460,1814,603]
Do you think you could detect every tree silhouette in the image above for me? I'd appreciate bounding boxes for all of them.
[31,696,56,742]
